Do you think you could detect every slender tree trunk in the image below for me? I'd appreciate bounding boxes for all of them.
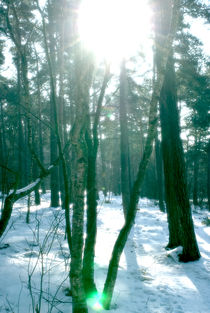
[69,30,93,311]
[70,84,89,313]
[35,48,46,194]
[207,140,210,211]
[82,125,98,297]
[50,98,60,208]
[119,59,131,217]
[102,88,158,309]
[83,65,110,296]
[16,57,25,189]
[155,138,165,212]
[0,102,8,195]
[32,129,40,205]
[101,1,180,308]
[36,0,72,255]
[99,129,108,198]
[0,126,3,194]
[21,52,33,223]
[47,1,60,208]
[58,14,65,208]
[193,142,199,206]
[70,138,88,313]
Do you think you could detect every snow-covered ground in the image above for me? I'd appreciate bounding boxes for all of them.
[0,194,210,313]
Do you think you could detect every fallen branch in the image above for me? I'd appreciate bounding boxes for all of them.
[0,137,71,239]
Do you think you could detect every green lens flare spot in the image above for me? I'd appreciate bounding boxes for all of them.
[93,301,103,311]
[87,292,103,311]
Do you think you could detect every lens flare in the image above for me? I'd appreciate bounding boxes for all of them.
[87,292,103,311]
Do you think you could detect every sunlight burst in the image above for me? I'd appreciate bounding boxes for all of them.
[79,0,152,64]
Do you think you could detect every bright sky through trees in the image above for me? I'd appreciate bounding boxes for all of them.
[78,0,153,64]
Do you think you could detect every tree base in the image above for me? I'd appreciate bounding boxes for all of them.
[165,243,179,251]
[72,302,88,313]
[178,252,200,263]
[72,307,88,313]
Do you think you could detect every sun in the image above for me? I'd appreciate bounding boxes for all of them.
[78,0,152,64]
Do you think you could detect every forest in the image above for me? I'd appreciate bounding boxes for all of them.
[0,0,210,312]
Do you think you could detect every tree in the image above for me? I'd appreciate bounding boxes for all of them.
[83,63,110,296]
[101,1,180,308]
[119,59,131,217]
[207,140,210,211]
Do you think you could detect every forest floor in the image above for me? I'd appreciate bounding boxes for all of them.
[0,193,210,313]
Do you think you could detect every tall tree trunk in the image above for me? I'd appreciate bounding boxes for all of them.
[193,156,199,206]
[34,47,46,194]
[70,46,93,313]
[58,10,66,208]
[0,102,8,195]
[50,99,60,207]
[82,128,98,296]
[37,0,72,250]
[67,0,94,305]
[155,137,165,212]
[159,52,200,261]
[207,140,210,211]
[32,129,40,205]
[48,0,60,208]
[160,56,182,248]
[193,139,199,206]
[102,84,159,309]
[16,57,25,189]
[101,1,180,308]
[119,59,131,217]
[83,65,110,296]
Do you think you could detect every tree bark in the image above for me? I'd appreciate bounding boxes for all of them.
[119,59,131,217]
[83,64,110,296]
[207,140,210,211]
[0,161,60,239]
[159,52,200,261]
[48,1,60,208]
[193,140,199,206]
[101,1,180,308]
[155,138,165,212]
[69,37,93,313]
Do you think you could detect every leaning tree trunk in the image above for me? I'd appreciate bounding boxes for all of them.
[159,52,200,261]
[101,1,180,309]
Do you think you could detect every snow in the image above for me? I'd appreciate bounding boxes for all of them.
[0,194,210,313]
[9,179,41,196]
